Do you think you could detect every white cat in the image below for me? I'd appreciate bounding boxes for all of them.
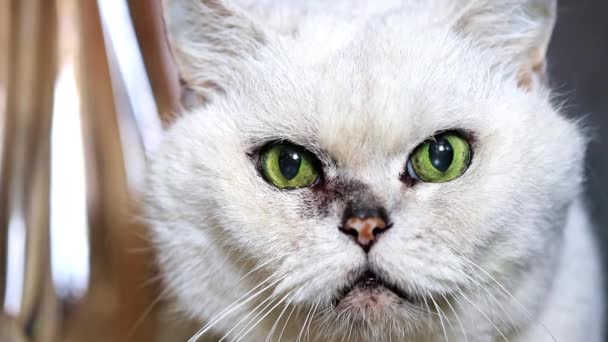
[145,0,604,340]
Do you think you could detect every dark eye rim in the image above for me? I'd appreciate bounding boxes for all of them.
[252,140,325,190]
[400,130,475,185]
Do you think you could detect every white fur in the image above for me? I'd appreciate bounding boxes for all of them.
[146,0,604,340]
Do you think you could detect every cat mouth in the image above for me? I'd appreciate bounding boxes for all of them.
[334,270,418,307]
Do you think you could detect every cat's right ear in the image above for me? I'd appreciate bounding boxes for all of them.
[162,0,268,109]
[450,0,557,91]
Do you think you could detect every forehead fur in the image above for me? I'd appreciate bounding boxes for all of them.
[190,9,568,164]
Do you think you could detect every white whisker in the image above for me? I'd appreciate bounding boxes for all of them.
[188,274,287,342]
[441,292,468,342]
[457,291,509,342]
[219,286,284,342]
[305,300,320,342]
[238,253,289,283]
[346,318,354,342]
[430,294,449,342]
[265,291,298,342]
[422,295,434,330]
[234,290,295,342]
[454,263,519,335]
[296,301,316,342]
[277,299,298,342]
[455,252,556,342]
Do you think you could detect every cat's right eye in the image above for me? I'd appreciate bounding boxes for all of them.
[260,142,321,189]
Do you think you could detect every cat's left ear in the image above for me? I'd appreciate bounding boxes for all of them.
[162,0,269,109]
[453,0,557,90]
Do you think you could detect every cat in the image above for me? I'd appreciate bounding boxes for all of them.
[144,0,605,340]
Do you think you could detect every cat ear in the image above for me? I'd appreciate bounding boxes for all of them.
[162,0,268,108]
[453,0,557,90]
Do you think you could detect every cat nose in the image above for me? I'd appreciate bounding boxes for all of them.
[340,206,391,252]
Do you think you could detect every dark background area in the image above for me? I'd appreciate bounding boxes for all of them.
[550,0,608,337]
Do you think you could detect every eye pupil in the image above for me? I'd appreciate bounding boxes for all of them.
[428,136,454,172]
[278,147,302,180]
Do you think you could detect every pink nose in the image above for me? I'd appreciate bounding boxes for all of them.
[340,208,390,252]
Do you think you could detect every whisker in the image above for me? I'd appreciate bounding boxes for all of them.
[454,252,556,342]
[126,286,171,340]
[237,253,289,283]
[338,325,348,342]
[421,295,434,331]
[219,285,285,342]
[234,290,295,342]
[227,294,283,342]
[277,299,298,342]
[430,293,449,342]
[296,302,316,342]
[346,317,354,342]
[265,290,299,342]
[454,263,519,335]
[441,292,468,342]
[439,298,457,340]
[314,306,334,339]
[305,300,320,342]
[456,291,509,342]
[188,273,287,342]
[211,251,295,313]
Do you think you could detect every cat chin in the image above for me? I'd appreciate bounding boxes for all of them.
[329,270,427,323]
[334,286,419,318]
[317,284,428,340]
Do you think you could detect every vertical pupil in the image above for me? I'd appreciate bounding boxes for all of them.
[428,136,454,172]
[278,147,302,180]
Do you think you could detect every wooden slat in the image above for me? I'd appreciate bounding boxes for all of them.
[128,0,181,125]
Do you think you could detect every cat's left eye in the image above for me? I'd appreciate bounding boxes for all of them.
[260,142,321,189]
[406,132,472,183]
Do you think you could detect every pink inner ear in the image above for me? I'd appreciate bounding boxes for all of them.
[178,79,225,117]
[517,48,547,91]
[162,0,269,128]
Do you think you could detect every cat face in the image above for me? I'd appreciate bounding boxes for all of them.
[147,0,585,339]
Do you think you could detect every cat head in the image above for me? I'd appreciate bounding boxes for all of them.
[147,0,585,339]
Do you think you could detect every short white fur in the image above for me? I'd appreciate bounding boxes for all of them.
[146,0,604,341]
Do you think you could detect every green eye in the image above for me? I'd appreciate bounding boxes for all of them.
[261,143,321,189]
[407,133,471,183]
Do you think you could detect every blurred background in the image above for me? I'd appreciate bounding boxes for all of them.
[0,0,606,341]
